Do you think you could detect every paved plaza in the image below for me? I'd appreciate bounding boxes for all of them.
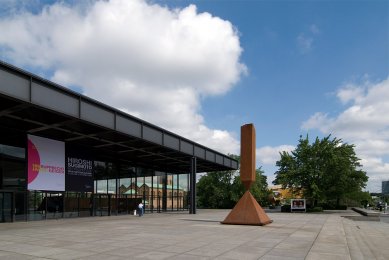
[0,209,388,259]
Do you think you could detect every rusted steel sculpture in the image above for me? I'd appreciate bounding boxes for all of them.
[222,123,272,226]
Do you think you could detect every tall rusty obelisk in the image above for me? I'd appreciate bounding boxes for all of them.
[221,123,272,225]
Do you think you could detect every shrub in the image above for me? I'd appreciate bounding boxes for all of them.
[307,207,323,212]
[319,203,347,210]
[281,204,291,212]
[336,205,347,210]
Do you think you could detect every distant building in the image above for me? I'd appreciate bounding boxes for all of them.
[269,185,303,205]
[382,181,389,194]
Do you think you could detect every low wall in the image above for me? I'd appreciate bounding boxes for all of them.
[352,207,380,217]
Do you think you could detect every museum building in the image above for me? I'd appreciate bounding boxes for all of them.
[0,60,238,223]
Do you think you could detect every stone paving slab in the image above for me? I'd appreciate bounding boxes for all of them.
[0,209,388,259]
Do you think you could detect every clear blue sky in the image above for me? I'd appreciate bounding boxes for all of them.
[0,0,388,192]
[162,0,388,145]
[158,0,389,192]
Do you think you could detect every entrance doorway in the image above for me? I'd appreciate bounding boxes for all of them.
[0,192,13,222]
[93,194,112,216]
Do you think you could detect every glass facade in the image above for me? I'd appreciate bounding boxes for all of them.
[0,144,27,222]
[0,140,190,222]
[0,61,239,222]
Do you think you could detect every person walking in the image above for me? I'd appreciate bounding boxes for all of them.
[138,202,144,217]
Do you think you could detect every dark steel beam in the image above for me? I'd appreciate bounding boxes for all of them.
[189,156,197,214]
[0,104,29,117]
[28,119,77,133]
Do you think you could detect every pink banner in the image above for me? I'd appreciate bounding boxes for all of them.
[27,135,65,191]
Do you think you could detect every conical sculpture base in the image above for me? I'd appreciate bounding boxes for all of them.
[221,190,272,226]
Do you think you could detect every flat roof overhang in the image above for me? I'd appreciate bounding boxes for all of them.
[0,61,238,174]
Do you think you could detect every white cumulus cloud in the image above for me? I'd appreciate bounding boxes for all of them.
[0,0,246,155]
[257,145,295,165]
[302,77,389,192]
[256,145,294,186]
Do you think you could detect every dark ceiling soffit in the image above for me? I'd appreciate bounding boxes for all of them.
[0,60,238,171]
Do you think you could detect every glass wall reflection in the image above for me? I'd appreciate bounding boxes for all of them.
[2,150,190,222]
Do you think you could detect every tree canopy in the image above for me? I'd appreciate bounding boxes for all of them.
[196,155,270,208]
[273,135,368,206]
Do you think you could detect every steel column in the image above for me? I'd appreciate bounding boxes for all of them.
[189,157,197,214]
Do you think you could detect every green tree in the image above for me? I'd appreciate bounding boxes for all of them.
[231,167,271,206]
[344,190,372,207]
[273,135,368,207]
[196,169,237,208]
[197,155,270,208]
